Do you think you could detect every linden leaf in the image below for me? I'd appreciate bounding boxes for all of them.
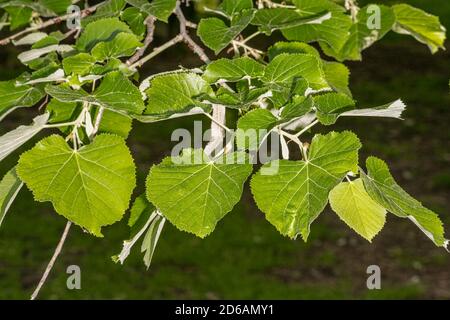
[146,149,253,238]
[197,10,255,54]
[46,71,145,115]
[329,179,386,242]
[392,4,446,54]
[361,156,447,247]
[17,134,136,236]
[251,131,361,240]
[0,113,49,162]
[0,167,23,228]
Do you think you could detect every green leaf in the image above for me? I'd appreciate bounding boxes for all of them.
[392,4,446,54]
[17,134,136,236]
[0,1,53,17]
[5,6,32,30]
[46,71,145,115]
[82,0,126,25]
[218,0,253,17]
[340,99,406,120]
[12,32,48,46]
[268,77,309,108]
[141,213,165,269]
[236,109,278,150]
[62,53,97,76]
[251,131,361,240]
[95,108,133,138]
[17,44,73,64]
[282,0,352,53]
[129,194,155,229]
[323,5,395,61]
[0,167,23,228]
[31,31,67,49]
[329,178,386,242]
[91,32,142,61]
[125,0,177,22]
[323,61,351,97]
[280,95,313,120]
[133,106,206,123]
[115,195,155,264]
[268,41,321,61]
[146,149,253,238]
[0,113,49,162]
[197,9,255,54]
[361,156,447,247]
[252,8,331,34]
[45,99,81,135]
[262,53,328,90]
[121,7,147,36]
[198,86,270,110]
[114,195,164,268]
[144,72,212,115]
[39,0,71,14]
[203,57,265,83]
[314,92,355,125]
[76,17,132,52]
[0,80,45,121]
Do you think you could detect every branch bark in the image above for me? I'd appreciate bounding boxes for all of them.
[174,1,227,156]
[126,16,156,65]
[30,221,72,300]
[0,2,103,46]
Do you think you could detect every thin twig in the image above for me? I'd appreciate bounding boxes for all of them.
[130,35,183,69]
[176,1,225,157]
[92,106,105,137]
[241,31,262,45]
[30,221,72,300]
[175,2,210,63]
[295,119,319,137]
[127,16,156,65]
[0,3,103,46]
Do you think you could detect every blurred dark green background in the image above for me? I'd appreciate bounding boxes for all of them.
[0,0,449,299]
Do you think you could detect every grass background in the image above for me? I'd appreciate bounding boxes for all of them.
[0,0,449,299]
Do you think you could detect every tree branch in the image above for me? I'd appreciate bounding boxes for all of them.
[30,221,72,300]
[130,34,183,69]
[175,2,210,64]
[126,16,156,65]
[0,2,103,46]
[91,106,105,138]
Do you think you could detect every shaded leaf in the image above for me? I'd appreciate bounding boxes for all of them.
[361,156,447,247]
[46,71,145,115]
[197,9,255,53]
[0,113,49,162]
[0,167,23,228]
[252,8,331,34]
[125,0,176,22]
[236,109,278,150]
[76,17,132,52]
[314,92,355,125]
[262,53,328,90]
[203,57,265,83]
[144,72,212,115]
[0,80,45,121]
[91,32,142,61]
[392,4,446,54]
